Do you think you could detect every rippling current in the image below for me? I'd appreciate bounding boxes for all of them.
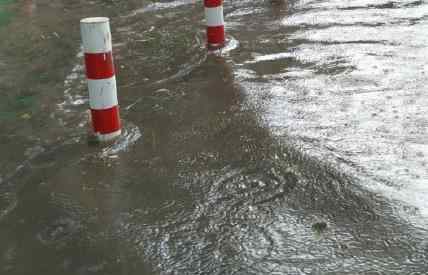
[1,0,428,274]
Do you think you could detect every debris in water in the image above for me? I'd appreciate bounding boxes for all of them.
[20,113,31,120]
[312,221,328,234]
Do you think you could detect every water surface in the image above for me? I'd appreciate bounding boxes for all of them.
[1,0,428,274]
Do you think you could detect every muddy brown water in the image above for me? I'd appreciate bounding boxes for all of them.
[1,0,428,274]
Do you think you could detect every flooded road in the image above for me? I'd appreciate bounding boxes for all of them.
[1,0,428,274]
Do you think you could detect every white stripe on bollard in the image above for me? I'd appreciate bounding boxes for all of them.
[87,77,118,110]
[205,6,224,27]
[80,17,113,53]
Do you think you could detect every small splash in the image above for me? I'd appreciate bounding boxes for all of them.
[99,121,142,159]
[58,53,86,114]
[208,35,240,56]
[245,52,295,64]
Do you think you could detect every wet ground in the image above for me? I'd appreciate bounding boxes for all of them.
[1,0,428,274]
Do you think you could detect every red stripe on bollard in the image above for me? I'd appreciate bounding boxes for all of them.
[204,0,222,8]
[84,52,115,80]
[207,26,225,45]
[91,106,121,134]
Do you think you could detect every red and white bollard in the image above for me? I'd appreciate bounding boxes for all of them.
[80,17,121,142]
[204,0,225,49]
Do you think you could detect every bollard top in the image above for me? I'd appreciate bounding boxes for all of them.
[80,17,112,53]
[80,17,110,24]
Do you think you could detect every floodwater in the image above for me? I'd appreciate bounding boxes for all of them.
[1,0,428,274]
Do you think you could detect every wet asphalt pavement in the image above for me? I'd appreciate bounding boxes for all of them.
[1,0,428,274]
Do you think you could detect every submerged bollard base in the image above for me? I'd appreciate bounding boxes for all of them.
[96,129,122,143]
[207,42,225,50]
[87,130,121,145]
